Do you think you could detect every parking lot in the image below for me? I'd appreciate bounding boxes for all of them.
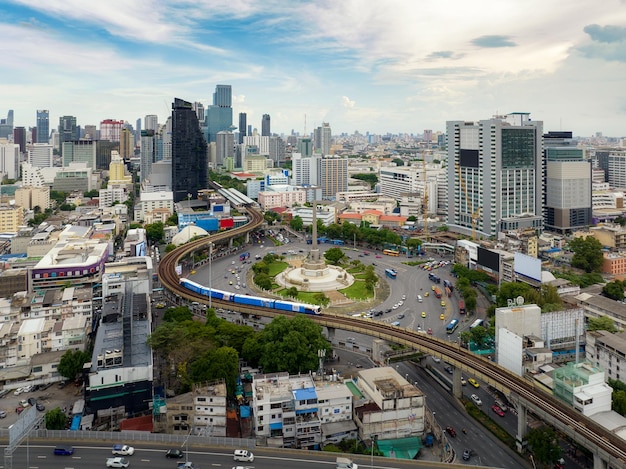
[0,382,83,429]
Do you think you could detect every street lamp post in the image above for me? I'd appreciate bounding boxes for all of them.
[208,242,213,311]
[370,434,375,469]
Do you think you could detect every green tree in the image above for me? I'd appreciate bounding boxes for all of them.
[587,315,618,333]
[252,261,270,275]
[324,247,345,265]
[45,407,67,430]
[406,238,422,251]
[57,350,90,380]
[83,189,99,198]
[264,211,281,225]
[254,273,272,290]
[145,222,165,243]
[214,321,255,351]
[392,158,404,166]
[602,281,625,301]
[325,223,343,240]
[526,427,562,466]
[313,292,330,307]
[188,346,240,395]
[285,286,299,298]
[242,315,331,374]
[351,173,378,189]
[166,213,178,226]
[290,216,304,232]
[163,306,193,323]
[407,215,417,222]
[165,243,177,253]
[495,282,532,307]
[59,203,76,211]
[569,236,604,273]
[612,390,626,415]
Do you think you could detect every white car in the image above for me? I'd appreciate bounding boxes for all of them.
[233,449,254,462]
[112,445,135,456]
[13,387,24,396]
[471,394,482,406]
[398,301,404,306]
[106,457,130,468]
[392,304,399,310]
[401,295,406,300]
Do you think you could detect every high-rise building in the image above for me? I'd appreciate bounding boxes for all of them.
[135,118,142,144]
[298,137,313,157]
[120,127,133,160]
[314,122,332,155]
[203,85,233,143]
[58,115,79,157]
[318,156,348,199]
[216,131,234,167]
[28,143,54,168]
[83,125,97,140]
[261,114,271,137]
[238,113,247,144]
[140,130,156,182]
[62,140,96,169]
[447,113,544,238]
[543,131,591,234]
[0,142,20,180]
[96,140,117,170]
[6,110,13,127]
[36,110,49,144]
[292,153,320,186]
[213,85,232,107]
[100,119,124,142]
[145,115,158,132]
[269,136,285,165]
[13,127,26,154]
[171,98,208,202]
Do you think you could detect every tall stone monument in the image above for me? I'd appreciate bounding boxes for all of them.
[302,203,327,274]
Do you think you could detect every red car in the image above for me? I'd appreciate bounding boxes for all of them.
[445,426,456,437]
[491,405,505,417]
[16,406,24,414]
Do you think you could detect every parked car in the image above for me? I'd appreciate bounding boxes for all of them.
[13,387,25,396]
[15,406,24,414]
[0,410,7,418]
[54,445,74,455]
[391,321,401,326]
[445,426,456,437]
[19,399,29,408]
[112,445,135,456]
[27,397,36,407]
[0,389,10,398]
[492,405,505,417]
[471,394,482,405]
[166,449,184,459]
[463,449,472,461]
[36,402,45,411]
[106,457,130,468]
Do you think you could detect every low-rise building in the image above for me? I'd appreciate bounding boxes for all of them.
[193,380,228,436]
[602,252,626,276]
[553,361,612,416]
[586,330,626,386]
[258,187,306,210]
[134,191,174,223]
[317,381,358,446]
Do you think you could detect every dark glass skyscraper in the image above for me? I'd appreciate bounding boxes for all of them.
[171,98,208,202]
[262,114,271,136]
[238,113,247,144]
[36,110,49,143]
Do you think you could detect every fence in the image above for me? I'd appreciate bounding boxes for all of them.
[0,428,255,449]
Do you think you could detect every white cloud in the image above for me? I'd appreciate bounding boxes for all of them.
[341,96,356,108]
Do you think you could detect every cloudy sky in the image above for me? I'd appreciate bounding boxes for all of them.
[2,0,626,137]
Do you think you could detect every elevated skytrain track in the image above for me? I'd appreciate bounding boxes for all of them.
[158,206,625,469]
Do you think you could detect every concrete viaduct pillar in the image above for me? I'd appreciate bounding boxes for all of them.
[452,367,463,398]
[327,327,336,341]
[515,401,528,453]
[245,232,250,244]
[593,453,607,469]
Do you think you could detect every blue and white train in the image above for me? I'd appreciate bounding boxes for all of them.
[180,278,322,315]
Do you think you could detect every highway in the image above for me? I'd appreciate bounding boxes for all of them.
[157,206,626,469]
[10,442,466,469]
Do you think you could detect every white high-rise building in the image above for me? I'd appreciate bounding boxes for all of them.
[144,115,158,132]
[0,142,20,180]
[292,153,320,186]
[447,113,544,238]
[314,122,332,155]
[243,134,270,155]
[27,143,54,168]
[216,131,234,166]
[21,162,47,187]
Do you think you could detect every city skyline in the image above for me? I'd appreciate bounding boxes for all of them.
[1,1,626,137]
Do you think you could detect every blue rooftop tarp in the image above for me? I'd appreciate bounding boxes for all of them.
[293,387,317,400]
[240,406,251,418]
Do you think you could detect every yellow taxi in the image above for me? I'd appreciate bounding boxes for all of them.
[424,292,429,297]
[440,313,445,320]
[441,301,446,307]
[431,285,436,291]
[468,378,480,388]
[421,311,427,318]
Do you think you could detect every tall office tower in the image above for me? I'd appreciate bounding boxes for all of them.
[261,114,271,136]
[140,130,156,182]
[314,122,332,155]
[62,140,96,168]
[100,119,124,142]
[216,131,234,166]
[213,85,232,107]
[36,110,49,143]
[120,127,133,160]
[607,151,626,189]
[28,143,54,168]
[171,98,208,202]
[58,115,79,156]
[0,142,20,180]
[145,115,158,132]
[247,124,252,137]
[543,131,591,234]
[193,102,205,123]
[96,140,117,170]
[423,129,433,143]
[0,113,12,139]
[238,113,247,144]
[298,137,313,157]
[135,118,142,144]
[446,113,544,238]
[13,127,26,154]
[269,136,286,165]
[83,125,97,139]
[6,110,13,127]
[160,116,172,161]
[203,85,233,143]
[318,156,348,199]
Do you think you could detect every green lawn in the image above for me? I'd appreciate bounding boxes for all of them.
[353,273,367,279]
[275,289,321,304]
[339,280,373,300]
[345,267,363,274]
[268,261,289,276]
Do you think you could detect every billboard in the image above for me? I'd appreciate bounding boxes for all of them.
[514,252,542,281]
[477,246,500,272]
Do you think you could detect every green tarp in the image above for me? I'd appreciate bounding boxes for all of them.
[375,436,422,459]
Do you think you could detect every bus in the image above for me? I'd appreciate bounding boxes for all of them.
[446,319,459,334]
[239,252,250,261]
[385,269,397,279]
[383,249,400,257]
[459,300,466,314]
[470,319,484,330]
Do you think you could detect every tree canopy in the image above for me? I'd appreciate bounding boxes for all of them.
[58,349,90,380]
[602,280,625,301]
[569,236,604,273]
[324,247,345,265]
[45,408,67,430]
[242,315,331,374]
[587,315,618,333]
[145,222,165,243]
[526,427,562,466]
[290,215,304,232]
[351,173,378,189]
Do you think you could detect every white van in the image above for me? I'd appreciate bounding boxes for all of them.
[234,450,254,462]
[417,295,423,302]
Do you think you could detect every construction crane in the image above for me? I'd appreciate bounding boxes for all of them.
[422,158,429,240]
[455,163,480,239]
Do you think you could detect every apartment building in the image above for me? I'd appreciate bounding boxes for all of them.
[586,331,626,386]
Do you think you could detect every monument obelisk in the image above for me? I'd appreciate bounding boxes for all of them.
[302,202,326,272]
